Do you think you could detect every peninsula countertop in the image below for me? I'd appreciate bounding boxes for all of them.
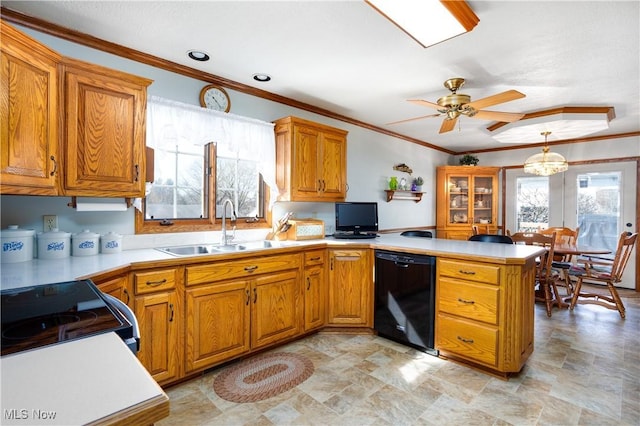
[1,233,545,289]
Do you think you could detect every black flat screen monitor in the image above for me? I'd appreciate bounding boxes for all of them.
[335,202,378,235]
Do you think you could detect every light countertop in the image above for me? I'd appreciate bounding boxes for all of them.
[1,234,545,289]
[1,332,169,425]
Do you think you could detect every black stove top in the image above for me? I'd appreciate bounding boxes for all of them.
[1,280,133,356]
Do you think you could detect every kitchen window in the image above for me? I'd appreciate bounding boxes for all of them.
[135,96,276,234]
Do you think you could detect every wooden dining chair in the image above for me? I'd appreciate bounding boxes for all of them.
[509,231,559,317]
[538,226,580,296]
[569,232,638,319]
[471,224,490,235]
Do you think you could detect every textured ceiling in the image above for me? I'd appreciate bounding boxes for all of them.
[2,1,639,153]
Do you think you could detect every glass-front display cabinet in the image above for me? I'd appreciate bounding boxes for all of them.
[436,166,500,240]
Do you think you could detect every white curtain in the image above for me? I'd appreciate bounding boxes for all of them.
[146,95,277,206]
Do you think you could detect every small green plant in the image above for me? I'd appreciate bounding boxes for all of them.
[459,154,479,166]
[412,176,424,186]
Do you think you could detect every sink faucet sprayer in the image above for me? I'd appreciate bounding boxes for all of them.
[221,199,236,245]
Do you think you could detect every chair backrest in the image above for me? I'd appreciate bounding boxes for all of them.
[400,230,433,238]
[471,224,490,235]
[539,227,579,245]
[609,232,638,282]
[510,232,556,282]
[468,234,513,244]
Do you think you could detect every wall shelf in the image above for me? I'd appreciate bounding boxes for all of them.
[384,190,424,202]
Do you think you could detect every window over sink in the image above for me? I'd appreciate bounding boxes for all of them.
[135,96,275,234]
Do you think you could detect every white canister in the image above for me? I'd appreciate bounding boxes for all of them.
[37,228,71,259]
[101,232,123,254]
[1,225,35,263]
[72,229,100,256]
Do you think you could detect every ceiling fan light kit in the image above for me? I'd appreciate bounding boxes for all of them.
[523,131,569,176]
[391,78,526,133]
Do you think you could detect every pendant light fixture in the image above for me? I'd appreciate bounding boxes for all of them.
[523,131,569,176]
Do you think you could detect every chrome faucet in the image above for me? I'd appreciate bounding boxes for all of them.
[220,199,236,246]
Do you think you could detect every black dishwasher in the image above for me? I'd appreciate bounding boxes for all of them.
[374,250,438,355]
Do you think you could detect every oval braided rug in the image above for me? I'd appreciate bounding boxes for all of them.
[213,352,314,403]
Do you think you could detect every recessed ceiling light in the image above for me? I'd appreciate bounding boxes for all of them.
[253,73,271,82]
[187,50,210,62]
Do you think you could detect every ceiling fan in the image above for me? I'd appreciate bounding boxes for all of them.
[389,78,526,134]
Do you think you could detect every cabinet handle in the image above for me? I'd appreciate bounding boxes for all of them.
[253,287,257,303]
[146,278,167,287]
[457,336,474,344]
[306,277,311,290]
[169,303,174,322]
[246,289,250,305]
[318,179,322,191]
[322,180,326,191]
[458,270,476,275]
[244,265,258,273]
[309,256,320,261]
[123,289,130,305]
[134,164,140,182]
[50,156,57,176]
[457,298,475,304]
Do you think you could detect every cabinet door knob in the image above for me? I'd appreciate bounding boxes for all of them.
[134,164,140,182]
[306,277,311,290]
[169,303,174,322]
[253,287,257,303]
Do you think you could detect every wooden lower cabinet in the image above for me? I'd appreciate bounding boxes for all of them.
[327,248,373,326]
[303,249,326,331]
[435,257,535,376]
[184,253,302,374]
[251,270,301,348]
[92,272,131,307]
[185,281,251,373]
[132,267,183,385]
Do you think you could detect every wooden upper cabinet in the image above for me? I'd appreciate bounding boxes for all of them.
[0,22,60,195]
[274,116,347,202]
[61,57,152,197]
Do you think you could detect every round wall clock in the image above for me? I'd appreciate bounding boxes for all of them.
[199,84,231,112]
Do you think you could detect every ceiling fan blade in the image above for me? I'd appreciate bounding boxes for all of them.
[465,90,525,110]
[387,113,441,125]
[439,117,457,133]
[472,110,525,122]
[407,99,441,110]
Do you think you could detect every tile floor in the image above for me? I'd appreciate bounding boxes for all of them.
[158,287,640,425]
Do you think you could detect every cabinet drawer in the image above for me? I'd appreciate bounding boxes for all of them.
[186,254,301,286]
[438,259,500,285]
[438,278,499,325]
[304,249,325,266]
[134,269,177,294]
[436,313,498,367]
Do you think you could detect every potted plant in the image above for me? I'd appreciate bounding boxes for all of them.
[459,154,479,166]
[412,176,424,191]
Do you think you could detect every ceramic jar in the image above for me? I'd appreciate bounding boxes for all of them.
[37,228,71,259]
[72,229,100,256]
[1,225,35,263]
[101,232,123,254]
